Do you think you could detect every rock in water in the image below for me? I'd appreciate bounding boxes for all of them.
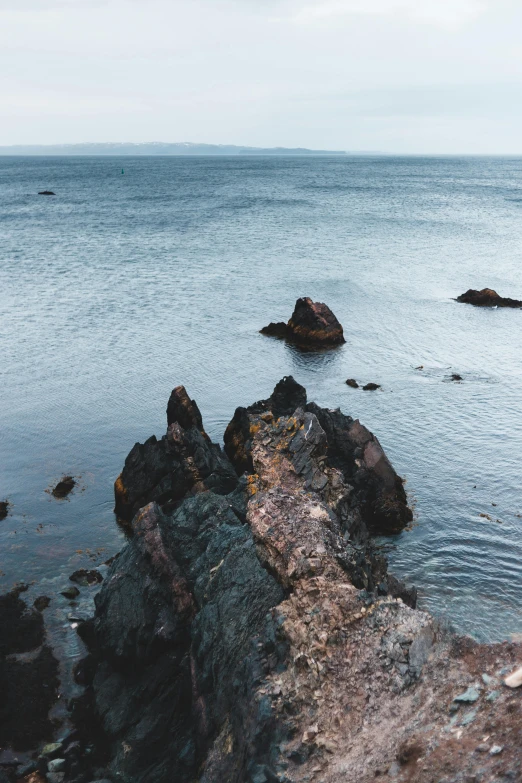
[52,476,75,498]
[346,378,359,388]
[260,297,345,347]
[0,500,9,520]
[114,384,238,523]
[363,382,381,391]
[38,190,56,195]
[71,380,522,783]
[456,288,522,308]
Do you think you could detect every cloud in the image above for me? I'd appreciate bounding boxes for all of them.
[292,0,488,28]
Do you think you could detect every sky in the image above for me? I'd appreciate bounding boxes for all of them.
[2,0,522,153]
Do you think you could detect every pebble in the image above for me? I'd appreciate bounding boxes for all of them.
[490,745,503,755]
[48,759,66,773]
[486,690,500,702]
[460,709,478,727]
[504,665,522,688]
[476,743,489,753]
[481,673,493,686]
[453,687,480,704]
[39,742,63,758]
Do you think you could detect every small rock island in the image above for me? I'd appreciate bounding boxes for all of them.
[261,297,345,347]
[457,288,522,308]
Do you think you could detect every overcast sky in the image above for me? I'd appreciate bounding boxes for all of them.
[2,0,522,153]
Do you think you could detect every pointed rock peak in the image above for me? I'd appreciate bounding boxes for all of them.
[269,376,307,417]
[166,385,205,432]
[260,297,345,347]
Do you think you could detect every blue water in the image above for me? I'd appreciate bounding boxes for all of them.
[1,155,522,642]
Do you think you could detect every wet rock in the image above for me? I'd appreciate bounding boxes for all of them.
[456,288,522,308]
[0,589,59,750]
[47,759,66,773]
[61,586,81,599]
[33,596,50,612]
[39,742,63,759]
[450,374,463,381]
[0,501,9,520]
[38,190,56,196]
[362,383,381,391]
[114,384,238,523]
[259,322,288,338]
[260,297,345,348]
[69,569,103,587]
[345,379,359,388]
[52,476,75,498]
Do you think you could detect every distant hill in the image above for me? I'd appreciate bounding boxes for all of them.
[0,142,354,156]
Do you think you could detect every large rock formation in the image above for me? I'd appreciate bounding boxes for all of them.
[457,288,522,308]
[64,380,522,783]
[260,298,345,347]
[114,385,238,523]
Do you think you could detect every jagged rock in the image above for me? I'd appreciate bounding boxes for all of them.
[33,595,51,611]
[114,384,238,523]
[70,380,522,783]
[0,500,9,520]
[52,476,75,498]
[456,288,522,308]
[260,297,345,347]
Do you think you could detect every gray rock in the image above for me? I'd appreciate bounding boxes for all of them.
[61,586,80,600]
[453,687,480,704]
[486,690,500,702]
[459,709,478,726]
[48,758,66,772]
[490,745,503,756]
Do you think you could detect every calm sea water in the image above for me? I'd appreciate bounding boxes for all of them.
[1,155,522,643]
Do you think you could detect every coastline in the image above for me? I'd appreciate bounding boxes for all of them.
[2,377,521,783]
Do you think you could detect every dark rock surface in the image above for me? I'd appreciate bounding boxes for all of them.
[70,569,103,586]
[260,297,345,347]
[346,378,359,388]
[52,476,75,498]
[38,190,56,196]
[0,500,9,520]
[456,288,522,308]
[114,384,238,523]
[362,382,381,391]
[0,587,59,750]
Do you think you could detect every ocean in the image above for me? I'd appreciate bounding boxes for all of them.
[1,154,522,642]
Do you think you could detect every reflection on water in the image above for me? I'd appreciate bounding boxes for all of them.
[1,154,522,642]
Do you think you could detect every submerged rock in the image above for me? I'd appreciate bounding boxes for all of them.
[52,476,75,498]
[260,297,345,348]
[457,288,522,308]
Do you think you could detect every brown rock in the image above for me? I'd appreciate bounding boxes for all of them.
[51,476,75,498]
[261,297,345,348]
[346,379,359,388]
[456,288,522,307]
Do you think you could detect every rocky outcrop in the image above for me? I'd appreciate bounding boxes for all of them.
[114,385,238,523]
[260,298,345,347]
[38,191,56,196]
[225,377,411,535]
[61,380,522,783]
[457,288,522,307]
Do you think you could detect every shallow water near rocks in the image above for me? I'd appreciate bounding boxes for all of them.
[1,154,522,643]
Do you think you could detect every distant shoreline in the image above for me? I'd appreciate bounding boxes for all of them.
[0,142,361,157]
